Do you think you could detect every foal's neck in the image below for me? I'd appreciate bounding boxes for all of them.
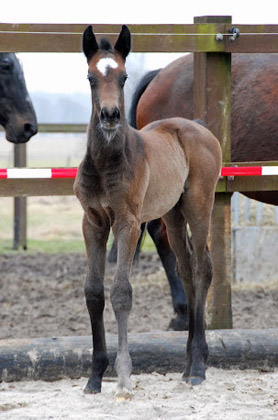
[87,110,130,166]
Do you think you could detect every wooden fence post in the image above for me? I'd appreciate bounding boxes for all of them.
[194,15,233,329]
[13,143,27,250]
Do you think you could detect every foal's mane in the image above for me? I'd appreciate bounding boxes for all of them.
[100,38,113,53]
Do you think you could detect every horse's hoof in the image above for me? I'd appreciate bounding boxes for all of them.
[115,387,134,402]
[84,386,101,394]
[84,379,101,394]
[168,314,189,331]
[189,376,205,386]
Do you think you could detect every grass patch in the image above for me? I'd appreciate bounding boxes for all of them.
[0,239,85,254]
[0,196,156,254]
[0,232,155,254]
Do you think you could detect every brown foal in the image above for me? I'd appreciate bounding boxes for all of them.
[74,25,222,399]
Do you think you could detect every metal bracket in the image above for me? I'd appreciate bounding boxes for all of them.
[215,33,224,42]
[227,165,238,181]
[229,27,240,41]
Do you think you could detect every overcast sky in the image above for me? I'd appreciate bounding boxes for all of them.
[1,0,278,93]
[2,0,278,25]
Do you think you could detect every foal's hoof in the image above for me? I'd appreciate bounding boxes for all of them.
[115,387,134,402]
[168,314,189,331]
[182,375,205,387]
[189,376,205,386]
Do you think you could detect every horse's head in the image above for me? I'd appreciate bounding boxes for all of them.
[83,25,130,142]
[0,53,38,143]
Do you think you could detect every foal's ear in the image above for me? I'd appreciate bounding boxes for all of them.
[114,25,131,60]
[83,25,99,61]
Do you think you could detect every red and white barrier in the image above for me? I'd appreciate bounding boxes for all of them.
[0,166,277,179]
[0,168,78,179]
[221,166,278,177]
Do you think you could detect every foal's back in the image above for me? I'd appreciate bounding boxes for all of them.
[138,117,222,222]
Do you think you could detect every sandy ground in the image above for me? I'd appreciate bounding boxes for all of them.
[1,369,277,420]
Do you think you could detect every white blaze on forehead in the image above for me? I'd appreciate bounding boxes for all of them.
[96,57,118,76]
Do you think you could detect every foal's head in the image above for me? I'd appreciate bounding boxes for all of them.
[83,25,131,142]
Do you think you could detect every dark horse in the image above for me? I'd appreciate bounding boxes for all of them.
[0,53,37,143]
[118,52,278,330]
[74,25,221,398]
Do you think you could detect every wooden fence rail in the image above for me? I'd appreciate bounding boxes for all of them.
[1,16,278,329]
[1,21,278,52]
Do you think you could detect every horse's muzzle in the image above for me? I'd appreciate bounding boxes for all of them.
[5,120,38,144]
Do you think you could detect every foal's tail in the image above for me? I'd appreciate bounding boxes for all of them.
[128,69,161,128]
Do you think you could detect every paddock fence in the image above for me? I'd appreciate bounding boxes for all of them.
[1,16,278,329]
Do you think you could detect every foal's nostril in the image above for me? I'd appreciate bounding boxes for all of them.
[100,108,107,121]
[112,108,120,120]
[100,107,120,122]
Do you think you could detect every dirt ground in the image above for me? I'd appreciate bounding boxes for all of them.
[0,251,278,340]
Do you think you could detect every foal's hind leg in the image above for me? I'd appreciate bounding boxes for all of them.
[181,187,214,385]
[164,188,214,386]
[163,207,194,380]
[110,216,140,400]
[82,214,110,394]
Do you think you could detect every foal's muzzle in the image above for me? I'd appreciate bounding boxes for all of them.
[100,106,120,134]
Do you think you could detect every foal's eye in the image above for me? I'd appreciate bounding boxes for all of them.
[120,74,128,87]
[87,75,97,88]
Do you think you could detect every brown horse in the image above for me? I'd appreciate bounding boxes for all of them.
[74,25,221,398]
[135,53,278,205]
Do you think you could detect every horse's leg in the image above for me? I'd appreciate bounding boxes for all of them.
[133,223,146,264]
[110,216,140,399]
[107,237,118,263]
[147,218,188,331]
[82,213,110,394]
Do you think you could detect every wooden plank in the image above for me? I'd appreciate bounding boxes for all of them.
[38,124,87,133]
[0,33,225,53]
[0,22,226,34]
[0,22,226,53]
[1,329,277,382]
[193,16,233,330]
[1,124,87,133]
[225,24,278,53]
[0,174,277,197]
[1,22,278,53]
[226,175,278,192]
[215,175,278,193]
[0,178,74,197]
[209,193,233,329]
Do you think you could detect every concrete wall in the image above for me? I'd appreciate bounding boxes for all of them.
[232,227,278,283]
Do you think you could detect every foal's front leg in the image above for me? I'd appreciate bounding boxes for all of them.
[82,213,110,394]
[110,217,140,400]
